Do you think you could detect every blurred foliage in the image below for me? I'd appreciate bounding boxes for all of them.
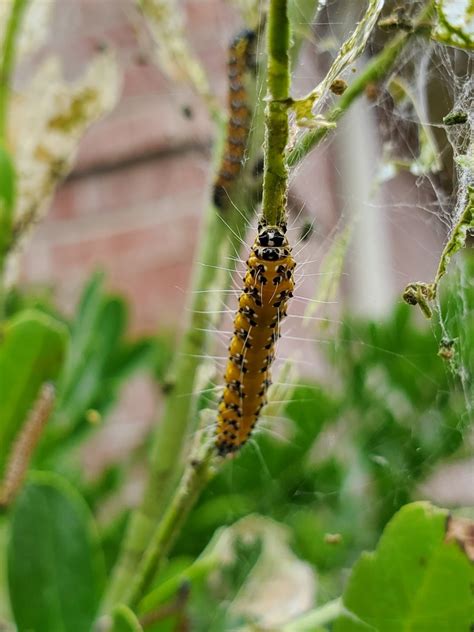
[1,256,472,630]
[132,255,472,628]
[8,472,105,632]
[0,309,67,478]
[0,260,472,632]
[31,272,156,472]
[0,0,473,627]
[0,272,158,501]
[111,604,144,631]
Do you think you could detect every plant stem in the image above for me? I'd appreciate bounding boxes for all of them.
[261,0,291,226]
[104,0,428,614]
[287,1,435,167]
[282,598,343,631]
[102,117,252,610]
[102,197,240,610]
[403,185,474,317]
[138,553,219,614]
[0,0,29,143]
[121,441,216,610]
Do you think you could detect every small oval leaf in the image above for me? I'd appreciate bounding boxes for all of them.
[0,309,68,476]
[7,472,105,632]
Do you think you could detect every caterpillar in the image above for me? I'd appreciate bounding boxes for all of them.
[216,219,296,456]
[213,28,256,209]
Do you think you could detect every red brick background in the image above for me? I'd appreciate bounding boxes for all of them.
[20,0,444,336]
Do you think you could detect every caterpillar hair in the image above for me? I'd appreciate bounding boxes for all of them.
[213,28,256,209]
[216,219,296,456]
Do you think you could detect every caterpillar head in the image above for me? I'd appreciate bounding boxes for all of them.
[255,223,289,260]
[259,227,285,247]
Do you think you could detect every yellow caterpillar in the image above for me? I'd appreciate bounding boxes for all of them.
[216,220,295,455]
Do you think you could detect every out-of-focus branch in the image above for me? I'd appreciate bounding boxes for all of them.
[282,598,343,631]
[287,1,435,167]
[113,435,216,611]
[138,0,223,122]
[5,52,120,270]
[292,0,384,127]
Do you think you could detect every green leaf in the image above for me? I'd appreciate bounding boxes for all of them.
[334,502,474,632]
[111,604,143,631]
[0,309,67,475]
[7,472,104,632]
[53,274,127,435]
[0,145,16,261]
[57,270,105,393]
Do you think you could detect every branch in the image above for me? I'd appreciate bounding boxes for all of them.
[292,0,384,125]
[138,0,223,123]
[287,1,435,167]
[138,553,219,615]
[403,186,474,318]
[121,438,216,609]
[261,0,291,226]
[102,127,253,610]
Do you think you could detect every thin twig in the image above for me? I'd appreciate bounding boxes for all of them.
[121,439,216,609]
[138,0,223,123]
[403,185,474,318]
[287,1,435,167]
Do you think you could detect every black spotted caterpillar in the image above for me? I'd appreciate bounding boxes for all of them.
[216,219,295,455]
[213,28,256,209]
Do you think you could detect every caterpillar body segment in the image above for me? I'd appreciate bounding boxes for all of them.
[213,29,257,209]
[216,221,295,456]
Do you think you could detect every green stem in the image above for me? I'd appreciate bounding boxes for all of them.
[121,441,216,610]
[103,3,322,611]
[138,553,219,614]
[282,598,343,631]
[101,0,437,617]
[261,0,291,226]
[102,198,239,610]
[403,185,474,318]
[0,0,29,143]
[287,1,435,167]
[102,117,253,610]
